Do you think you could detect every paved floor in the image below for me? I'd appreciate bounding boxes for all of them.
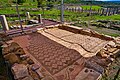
[6,19,60,36]
[12,27,110,80]
[27,33,82,75]
[38,28,109,57]
[44,29,108,53]
[13,33,85,80]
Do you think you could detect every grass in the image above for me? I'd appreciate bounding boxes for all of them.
[0,0,120,38]
[3,7,86,21]
[0,1,119,21]
[1,5,120,26]
[94,15,120,20]
[103,33,120,37]
[74,21,120,37]
[0,7,20,14]
[81,5,102,10]
[78,14,120,21]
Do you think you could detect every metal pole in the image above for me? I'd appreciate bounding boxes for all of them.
[61,0,64,23]
[16,2,24,33]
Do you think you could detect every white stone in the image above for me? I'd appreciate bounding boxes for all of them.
[31,64,40,71]
[0,15,9,31]
[29,20,38,24]
[26,12,31,20]
[108,41,116,47]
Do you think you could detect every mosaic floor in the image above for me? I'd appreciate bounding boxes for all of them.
[27,33,82,75]
[11,26,119,80]
[45,29,108,53]
[12,28,110,79]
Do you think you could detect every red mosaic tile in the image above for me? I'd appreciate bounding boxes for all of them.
[27,33,82,75]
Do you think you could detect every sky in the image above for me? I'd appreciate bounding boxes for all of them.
[84,0,120,1]
[96,0,120,1]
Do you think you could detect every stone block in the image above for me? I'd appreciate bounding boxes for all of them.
[31,64,40,71]
[90,30,102,38]
[4,53,20,64]
[107,47,117,53]
[20,54,29,60]
[79,29,91,36]
[116,45,120,49]
[9,42,20,52]
[98,49,108,58]
[11,63,29,79]
[21,76,33,80]
[28,66,40,80]
[36,69,44,78]
[2,45,9,55]
[85,60,104,74]
[27,58,34,65]
[14,48,25,55]
[75,68,102,80]
[20,60,28,65]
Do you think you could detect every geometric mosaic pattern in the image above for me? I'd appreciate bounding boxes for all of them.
[27,33,81,75]
[45,29,108,53]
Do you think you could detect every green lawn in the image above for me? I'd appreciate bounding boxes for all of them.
[0,5,119,22]
[1,0,120,38]
[81,5,102,10]
[94,15,120,20]
[79,14,120,21]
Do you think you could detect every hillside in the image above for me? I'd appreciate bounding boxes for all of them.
[1,0,120,7]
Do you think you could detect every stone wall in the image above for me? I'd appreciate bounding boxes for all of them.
[2,42,41,80]
[59,24,114,41]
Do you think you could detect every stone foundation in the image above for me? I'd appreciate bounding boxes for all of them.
[1,24,120,80]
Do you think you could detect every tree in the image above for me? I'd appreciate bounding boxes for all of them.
[17,0,26,4]
[36,0,47,26]
[37,0,46,8]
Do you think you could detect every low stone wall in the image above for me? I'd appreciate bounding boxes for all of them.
[2,42,41,80]
[59,24,114,41]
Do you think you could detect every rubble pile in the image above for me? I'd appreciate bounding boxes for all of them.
[85,40,120,80]
[90,20,120,30]
[2,42,43,80]
[98,41,118,58]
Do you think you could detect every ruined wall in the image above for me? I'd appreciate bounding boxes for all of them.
[59,24,114,41]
